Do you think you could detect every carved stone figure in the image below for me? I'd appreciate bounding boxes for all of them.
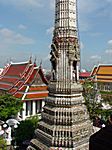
[27,0,92,149]
[50,43,59,80]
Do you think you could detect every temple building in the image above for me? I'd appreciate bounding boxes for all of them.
[91,64,112,110]
[91,64,112,91]
[79,71,91,83]
[0,59,48,120]
[28,0,92,149]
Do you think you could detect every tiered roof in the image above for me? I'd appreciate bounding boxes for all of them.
[91,64,112,83]
[0,60,48,101]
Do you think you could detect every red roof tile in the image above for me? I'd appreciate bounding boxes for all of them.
[9,88,18,94]
[15,81,24,88]
[0,60,48,101]
[79,72,90,78]
[25,68,37,84]
[14,92,23,98]
[0,77,19,84]
[6,63,28,77]
[0,83,12,90]
[23,65,33,79]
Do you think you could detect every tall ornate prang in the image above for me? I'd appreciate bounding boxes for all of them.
[28,0,92,149]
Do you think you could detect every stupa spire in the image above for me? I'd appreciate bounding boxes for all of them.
[50,0,80,85]
[27,0,92,149]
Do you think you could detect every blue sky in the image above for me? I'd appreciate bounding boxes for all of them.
[0,0,112,70]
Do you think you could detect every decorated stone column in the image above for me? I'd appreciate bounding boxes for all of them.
[28,0,93,149]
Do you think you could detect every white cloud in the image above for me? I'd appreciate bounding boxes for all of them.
[49,0,55,10]
[18,24,27,30]
[79,0,112,15]
[108,40,112,46]
[78,0,98,14]
[79,19,90,32]
[46,27,54,35]
[80,42,84,49]
[78,0,112,32]
[43,54,50,62]
[0,0,42,8]
[105,40,112,54]
[90,55,101,60]
[105,49,112,54]
[89,32,102,37]
[0,28,35,45]
[106,0,112,4]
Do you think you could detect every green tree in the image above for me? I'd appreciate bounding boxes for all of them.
[0,137,6,150]
[15,115,39,148]
[83,79,112,122]
[0,94,22,121]
[83,79,102,119]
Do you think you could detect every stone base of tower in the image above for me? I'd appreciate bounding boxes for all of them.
[28,139,89,150]
[27,85,93,150]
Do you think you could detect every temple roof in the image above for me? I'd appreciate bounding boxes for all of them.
[91,64,112,83]
[97,65,112,75]
[90,66,97,77]
[79,72,90,78]
[0,59,48,100]
[0,61,29,90]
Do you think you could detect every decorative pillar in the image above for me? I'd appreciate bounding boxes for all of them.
[76,64,79,81]
[42,100,45,111]
[32,101,36,116]
[22,102,26,120]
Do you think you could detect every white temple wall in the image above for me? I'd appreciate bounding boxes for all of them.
[21,100,45,120]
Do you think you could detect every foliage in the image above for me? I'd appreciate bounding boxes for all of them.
[0,94,22,121]
[15,115,39,148]
[83,79,112,121]
[83,79,102,119]
[99,109,112,121]
[100,90,112,95]
[0,137,6,150]
[100,91,112,106]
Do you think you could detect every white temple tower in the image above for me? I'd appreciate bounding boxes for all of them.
[28,0,92,149]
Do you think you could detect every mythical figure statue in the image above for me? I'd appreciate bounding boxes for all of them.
[50,43,59,80]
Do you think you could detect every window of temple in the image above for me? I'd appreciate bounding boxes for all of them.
[26,101,28,116]
[39,100,42,113]
[30,101,33,115]
[36,101,38,113]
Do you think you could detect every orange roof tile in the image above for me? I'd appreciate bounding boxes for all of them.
[97,79,112,83]
[90,66,97,76]
[97,75,112,79]
[97,66,112,75]
[29,86,48,92]
[25,92,48,99]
